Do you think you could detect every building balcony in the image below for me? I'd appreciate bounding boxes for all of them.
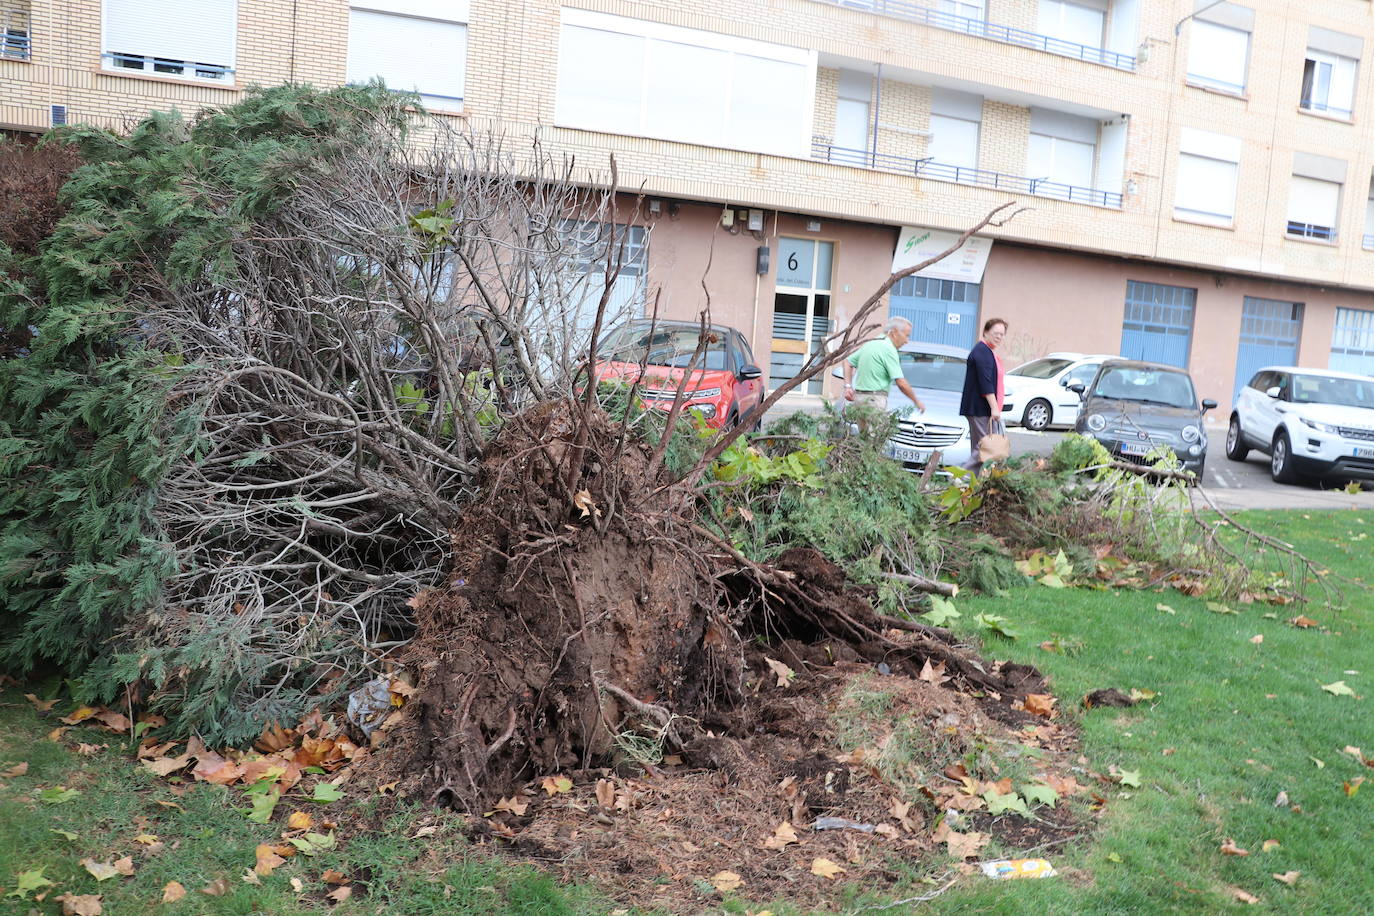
[812,140,1123,209]
[812,0,1135,72]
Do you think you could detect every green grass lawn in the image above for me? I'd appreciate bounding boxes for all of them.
[2,509,1371,915]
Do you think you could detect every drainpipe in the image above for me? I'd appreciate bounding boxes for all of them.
[869,64,883,169]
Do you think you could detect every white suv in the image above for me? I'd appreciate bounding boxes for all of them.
[1226,367,1374,484]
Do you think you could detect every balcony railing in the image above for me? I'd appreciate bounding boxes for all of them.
[812,140,1123,209]
[2,28,29,61]
[815,0,1135,71]
[1286,221,1336,243]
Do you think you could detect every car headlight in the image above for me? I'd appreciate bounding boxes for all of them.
[1086,413,1106,432]
[1181,425,1200,443]
[1302,417,1336,434]
[688,403,717,418]
[689,388,721,400]
[1188,444,1203,456]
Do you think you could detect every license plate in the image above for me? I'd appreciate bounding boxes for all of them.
[1120,440,1152,456]
[1355,446,1374,459]
[890,445,932,464]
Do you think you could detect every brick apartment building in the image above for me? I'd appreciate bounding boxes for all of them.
[4,0,1374,410]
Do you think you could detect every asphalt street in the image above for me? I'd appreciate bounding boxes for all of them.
[765,395,1374,512]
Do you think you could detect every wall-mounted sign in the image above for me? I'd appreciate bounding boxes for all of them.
[892,226,993,283]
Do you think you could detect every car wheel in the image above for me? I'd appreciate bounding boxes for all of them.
[1270,431,1301,484]
[1023,398,1052,431]
[1224,415,1249,461]
[726,405,741,429]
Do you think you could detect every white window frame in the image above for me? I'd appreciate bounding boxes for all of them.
[346,0,469,112]
[1037,0,1106,50]
[1185,20,1250,95]
[101,0,237,83]
[1174,128,1241,227]
[1300,49,1357,119]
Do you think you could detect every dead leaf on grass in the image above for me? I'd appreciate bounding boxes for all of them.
[321,869,348,884]
[241,870,262,886]
[200,878,231,897]
[1220,838,1250,857]
[287,810,314,830]
[92,709,130,733]
[160,882,186,903]
[810,858,845,879]
[1023,694,1057,718]
[54,893,102,915]
[327,885,353,903]
[540,775,572,796]
[60,706,98,725]
[142,751,192,777]
[710,870,743,893]
[1261,839,1280,852]
[254,844,286,876]
[1249,634,1264,645]
[1289,616,1320,628]
[112,857,134,877]
[944,830,990,860]
[494,795,530,816]
[1,762,28,778]
[1273,871,1300,886]
[24,694,59,712]
[761,821,800,850]
[595,779,616,809]
[1345,776,1365,796]
[79,860,122,882]
[1230,887,1261,904]
[74,743,106,756]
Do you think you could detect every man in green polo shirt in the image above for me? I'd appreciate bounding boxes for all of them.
[843,316,925,427]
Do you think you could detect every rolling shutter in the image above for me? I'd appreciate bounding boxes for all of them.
[104,0,237,66]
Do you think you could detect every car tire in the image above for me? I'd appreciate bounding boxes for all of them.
[1023,398,1052,431]
[726,406,741,429]
[1270,430,1301,484]
[1224,415,1249,461]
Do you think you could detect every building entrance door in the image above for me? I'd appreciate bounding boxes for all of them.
[888,276,979,348]
[770,238,834,393]
[1234,297,1303,401]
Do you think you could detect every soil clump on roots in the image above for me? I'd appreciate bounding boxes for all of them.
[377,400,1089,910]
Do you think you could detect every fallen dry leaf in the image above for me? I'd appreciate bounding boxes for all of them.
[1261,839,1281,852]
[764,657,796,688]
[945,830,990,860]
[572,489,600,518]
[810,858,845,879]
[79,859,121,882]
[1289,616,1320,628]
[1273,790,1289,807]
[1,761,28,778]
[24,694,59,712]
[710,870,743,893]
[1023,693,1057,717]
[200,877,231,897]
[60,706,99,725]
[494,795,530,816]
[918,658,947,684]
[289,877,304,892]
[1220,838,1250,857]
[92,709,131,733]
[762,821,800,850]
[73,743,106,757]
[1273,870,1300,886]
[1345,776,1365,796]
[327,886,353,903]
[595,779,616,809]
[1249,634,1264,645]
[321,869,348,884]
[161,882,186,903]
[286,810,314,830]
[254,844,286,876]
[241,870,261,886]
[133,834,159,846]
[1230,887,1261,904]
[112,856,135,877]
[412,825,438,838]
[193,753,244,785]
[142,751,192,777]
[54,893,102,916]
[540,775,573,796]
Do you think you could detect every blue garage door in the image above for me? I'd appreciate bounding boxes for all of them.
[1234,296,1304,401]
[1120,281,1195,367]
[1330,307,1374,375]
[888,276,979,349]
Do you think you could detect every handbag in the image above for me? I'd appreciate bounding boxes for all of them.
[977,419,1011,464]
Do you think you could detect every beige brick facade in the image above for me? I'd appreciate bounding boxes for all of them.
[7,0,1374,403]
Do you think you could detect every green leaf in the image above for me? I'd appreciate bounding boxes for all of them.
[1105,852,1122,863]
[1322,680,1356,697]
[982,790,1030,816]
[245,786,280,824]
[309,782,344,803]
[50,828,79,841]
[1206,601,1238,615]
[1155,603,1176,615]
[1117,769,1142,788]
[922,596,960,627]
[1020,783,1059,808]
[6,868,52,898]
[1039,573,1067,589]
[39,786,80,804]
[973,613,1019,640]
[1051,548,1072,578]
[289,831,338,855]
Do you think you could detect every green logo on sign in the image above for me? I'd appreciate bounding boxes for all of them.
[902,231,932,253]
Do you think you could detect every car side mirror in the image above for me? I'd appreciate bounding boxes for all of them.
[1264,386,1281,399]
[1201,398,1218,411]
[1068,381,1085,396]
[738,364,762,381]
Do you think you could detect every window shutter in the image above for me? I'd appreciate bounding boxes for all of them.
[347,10,467,107]
[104,0,237,66]
[1287,176,1340,229]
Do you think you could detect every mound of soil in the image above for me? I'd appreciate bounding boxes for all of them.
[373,399,1095,910]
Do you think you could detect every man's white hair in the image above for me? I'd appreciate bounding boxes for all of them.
[886,316,913,334]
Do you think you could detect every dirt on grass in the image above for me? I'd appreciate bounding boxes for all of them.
[359,400,1098,911]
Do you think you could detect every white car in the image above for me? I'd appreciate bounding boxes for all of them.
[1003,352,1119,431]
[1226,366,1374,484]
[880,341,973,470]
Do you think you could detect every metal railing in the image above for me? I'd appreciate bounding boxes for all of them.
[812,140,1123,209]
[817,0,1135,71]
[1286,221,1336,242]
[1,29,29,61]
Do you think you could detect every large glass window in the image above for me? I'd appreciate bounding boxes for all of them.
[556,10,814,158]
[1331,308,1374,376]
[1186,20,1250,94]
[1037,0,1106,49]
[1301,50,1358,119]
[103,0,236,82]
[346,1,468,111]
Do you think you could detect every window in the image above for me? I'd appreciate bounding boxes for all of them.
[1027,108,1097,198]
[556,9,815,158]
[1,23,28,60]
[1331,308,1374,376]
[1301,51,1358,118]
[833,70,871,164]
[927,88,982,175]
[1174,127,1240,226]
[1037,0,1106,49]
[102,0,236,82]
[1286,153,1346,242]
[938,0,986,32]
[346,0,468,111]
[1186,19,1251,94]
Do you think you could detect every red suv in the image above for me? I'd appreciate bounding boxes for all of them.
[595,320,766,429]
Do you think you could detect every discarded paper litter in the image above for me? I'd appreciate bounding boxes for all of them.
[979,858,1057,879]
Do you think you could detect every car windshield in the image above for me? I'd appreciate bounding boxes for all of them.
[1290,374,1374,408]
[1092,366,1196,409]
[600,325,730,371]
[1011,357,1073,379]
[901,351,967,391]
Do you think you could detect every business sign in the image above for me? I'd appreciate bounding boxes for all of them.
[892,226,993,283]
